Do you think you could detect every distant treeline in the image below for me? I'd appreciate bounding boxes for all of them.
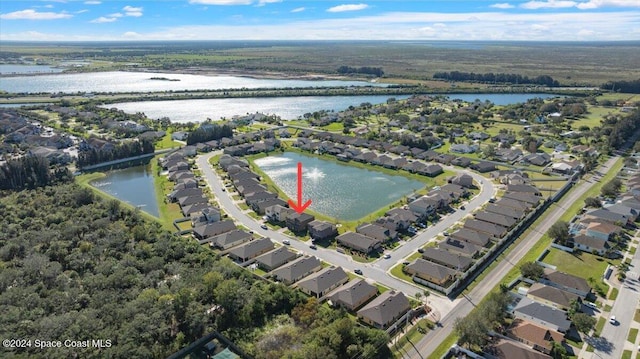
[186,123,233,145]
[602,79,640,94]
[77,138,155,168]
[337,65,384,77]
[433,71,560,87]
[0,155,71,190]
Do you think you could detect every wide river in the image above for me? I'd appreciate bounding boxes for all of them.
[0,71,383,94]
[254,152,425,221]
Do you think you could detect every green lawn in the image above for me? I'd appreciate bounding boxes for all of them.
[610,287,619,301]
[595,317,606,336]
[628,328,638,343]
[604,304,612,312]
[635,309,640,322]
[542,247,614,282]
[622,350,632,359]
[155,132,181,150]
[321,122,344,132]
[427,332,458,359]
[393,318,435,357]
[390,263,414,283]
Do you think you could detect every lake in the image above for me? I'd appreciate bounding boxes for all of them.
[254,152,425,221]
[90,164,160,217]
[0,64,64,75]
[108,95,409,122]
[0,71,383,94]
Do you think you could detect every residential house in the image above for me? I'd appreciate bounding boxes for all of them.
[422,164,444,177]
[449,173,474,188]
[435,153,456,165]
[474,211,517,228]
[329,278,378,311]
[506,184,542,197]
[503,192,541,206]
[527,283,581,311]
[540,269,591,298]
[182,202,212,217]
[193,220,237,241]
[245,191,277,206]
[451,157,472,167]
[496,148,523,163]
[464,219,507,238]
[356,223,396,242]
[450,143,478,154]
[450,228,491,247]
[296,266,349,298]
[491,339,552,359]
[265,204,295,223]
[421,247,472,271]
[169,187,204,202]
[438,239,481,258]
[308,220,338,242]
[605,203,639,222]
[573,234,611,256]
[271,256,322,285]
[408,196,437,218]
[404,258,456,286]
[191,207,221,225]
[228,237,274,263]
[440,184,469,198]
[357,291,411,330]
[583,208,629,226]
[496,198,532,212]
[522,152,552,166]
[471,161,497,173]
[383,208,417,230]
[178,195,209,208]
[286,212,315,234]
[255,247,298,271]
[252,197,287,215]
[512,297,572,333]
[336,232,383,254]
[486,204,525,220]
[207,229,252,249]
[507,319,565,356]
[584,221,621,241]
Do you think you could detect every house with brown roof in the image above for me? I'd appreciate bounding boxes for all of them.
[486,203,525,220]
[286,212,315,234]
[329,279,378,311]
[527,283,581,311]
[308,220,338,242]
[573,234,611,256]
[438,238,481,258]
[206,229,252,249]
[357,291,411,330]
[474,211,517,228]
[296,266,349,298]
[336,232,383,254]
[227,237,274,263]
[507,319,565,355]
[539,269,591,298]
[356,223,396,242]
[193,220,237,241]
[491,339,552,359]
[496,198,532,212]
[404,258,456,286]
[503,192,541,206]
[255,247,298,271]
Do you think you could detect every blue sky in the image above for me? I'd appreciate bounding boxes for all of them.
[1,0,639,41]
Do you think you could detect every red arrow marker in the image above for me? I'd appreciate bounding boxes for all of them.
[288,162,312,214]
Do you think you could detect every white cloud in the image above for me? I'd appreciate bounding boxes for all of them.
[257,0,281,6]
[521,1,577,9]
[327,4,369,13]
[76,9,89,14]
[576,0,640,9]
[291,7,305,13]
[90,16,117,23]
[123,31,142,38]
[109,13,123,18]
[0,9,72,20]
[84,1,101,4]
[189,0,252,4]
[490,3,515,9]
[123,5,143,17]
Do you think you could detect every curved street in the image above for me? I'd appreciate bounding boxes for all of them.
[196,150,496,321]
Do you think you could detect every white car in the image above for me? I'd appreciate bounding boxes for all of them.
[383,254,391,259]
[609,315,616,324]
[283,239,290,245]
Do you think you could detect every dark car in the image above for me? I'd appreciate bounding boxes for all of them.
[418,248,425,253]
[260,224,268,230]
[460,205,466,210]
[309,244,317,250]
[354,269,363,275]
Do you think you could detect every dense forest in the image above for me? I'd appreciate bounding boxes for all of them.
[77,138,155,168]
[0,155,72,190]
[602,79,640,94]
[433,71,560,87]
[186,123,234,145]
[0,183,390,359]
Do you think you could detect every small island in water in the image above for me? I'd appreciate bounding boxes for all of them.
[149,76,180,81]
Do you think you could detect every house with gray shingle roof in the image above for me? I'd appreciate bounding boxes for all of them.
[255,247,298,271]
[527,283,581,311]
[474,211,517,228]
[540,269,591,298]
[512,297,571,333]
[404,258,457,286]
[421,247,473,271]
[450,228,491,247]
[228,237,274,263]
[297,266,349,298]
[357,291,411,330]
[329,279,378,311]
[336,232,383,254]
[438,238,481,258]
[206,229,252,249]
[271,256,322,285]
[464,219,507,238]
[193,220,237,241]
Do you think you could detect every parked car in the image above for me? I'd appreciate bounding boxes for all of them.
[260,224,268,230]
[309,244,317,250]
[460,205,466,210]
[609,315,617,324]
[354,269,363,275]
[283,239,290,245]
[418,248,425,253]
[383,254,391,259]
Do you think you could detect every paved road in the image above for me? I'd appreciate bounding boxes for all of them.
[590,229,640,359]
[410,155,621,358]
[196,152,496,316]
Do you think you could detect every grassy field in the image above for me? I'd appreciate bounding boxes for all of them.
[610,287,619,301]
[635,309,640,323]
[541,248,615,282]
[393,318,436,358]
[628,328,638,343]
